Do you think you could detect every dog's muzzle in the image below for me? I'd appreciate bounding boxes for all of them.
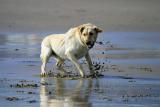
[86,41,94,49]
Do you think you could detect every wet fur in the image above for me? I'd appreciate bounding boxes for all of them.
[40,23,102,77]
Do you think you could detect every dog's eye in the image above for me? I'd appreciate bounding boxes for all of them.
[83,33,87,36]
[89,32,93,36]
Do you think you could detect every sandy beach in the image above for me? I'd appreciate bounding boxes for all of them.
[0,0,160,32]
[0,0,160,107]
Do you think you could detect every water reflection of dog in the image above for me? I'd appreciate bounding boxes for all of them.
[40,78,92,107]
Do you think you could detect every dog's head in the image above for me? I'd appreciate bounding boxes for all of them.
[78,23,102,49]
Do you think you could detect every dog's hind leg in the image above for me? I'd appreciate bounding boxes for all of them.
[54,58,68,74]
[40,46,52,75]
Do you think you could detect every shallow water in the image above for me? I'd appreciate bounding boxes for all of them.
[0,32,160,58]
[0,32,160,107]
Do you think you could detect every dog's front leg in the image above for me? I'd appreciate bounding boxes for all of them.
[66,51,85,77]
[85,52,95,75]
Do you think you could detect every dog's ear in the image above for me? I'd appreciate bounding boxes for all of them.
[95,27,103,33]
[78,25,85,34]
[80,27,85,33]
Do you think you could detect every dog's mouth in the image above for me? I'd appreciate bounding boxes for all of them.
[86,41,94,49]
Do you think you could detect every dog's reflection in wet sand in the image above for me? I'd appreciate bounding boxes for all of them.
[40,78,93,107]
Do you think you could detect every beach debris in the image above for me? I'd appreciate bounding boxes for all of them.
[41,82,49,85]
[28,91,36,94]
[137,67,152,72]
[14,48,19,51]
[130,66,153,72]
[27,100,37,103]
[19,80,34,83]
[10,83,38,88]
[96,41,103,45]
[40,71,104,79]
[27,64,36,66]
[16,90,25,93]
[121,76,133,79]
[6,97,19,101]
[94,63,101,70]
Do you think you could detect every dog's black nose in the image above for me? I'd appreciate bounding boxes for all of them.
[86,41,92,45]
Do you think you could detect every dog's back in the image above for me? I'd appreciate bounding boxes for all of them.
[41,34,66,59]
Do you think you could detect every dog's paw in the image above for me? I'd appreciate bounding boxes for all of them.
[40,72,47,77]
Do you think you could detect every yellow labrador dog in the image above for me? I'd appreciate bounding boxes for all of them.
[40,23,102,77]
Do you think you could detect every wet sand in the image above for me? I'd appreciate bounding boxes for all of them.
[0,32,160,107]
